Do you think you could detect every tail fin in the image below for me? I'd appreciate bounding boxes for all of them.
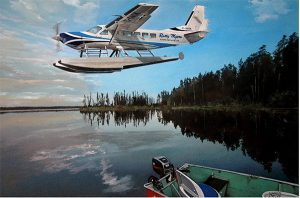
[185,5,208,32]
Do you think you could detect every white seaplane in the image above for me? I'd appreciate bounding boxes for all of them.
[52,3,208,73]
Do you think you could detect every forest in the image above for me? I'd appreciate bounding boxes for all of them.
[158,33,298,107]
[82,91,155,107]
[82,33,298,108]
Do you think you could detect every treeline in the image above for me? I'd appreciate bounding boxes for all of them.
[82,91,155,107]
[158,33,298,107]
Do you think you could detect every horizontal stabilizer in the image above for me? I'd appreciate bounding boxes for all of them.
[184,31,208,43]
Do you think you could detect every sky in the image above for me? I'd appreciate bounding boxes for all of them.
[0,0,298,106]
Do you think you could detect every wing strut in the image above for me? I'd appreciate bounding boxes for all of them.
[109,24,119,45]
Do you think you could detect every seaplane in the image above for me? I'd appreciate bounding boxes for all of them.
[52,3,208,73]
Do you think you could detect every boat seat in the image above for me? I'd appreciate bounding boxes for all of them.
[204,176,229,192]
[198,183,220,197]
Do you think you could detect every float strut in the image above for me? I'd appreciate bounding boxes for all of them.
[110,50,116,57]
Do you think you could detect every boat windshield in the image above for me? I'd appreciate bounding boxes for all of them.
[87,26,102,34]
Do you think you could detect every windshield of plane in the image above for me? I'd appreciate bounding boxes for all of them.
[86,26,102,34]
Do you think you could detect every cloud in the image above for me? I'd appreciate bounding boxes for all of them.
[62,0,81,7]
[0,94,83,106]
[10,0,45,23]
[0,75,87,106]
[1,3,85,107]
[249,0,290,23]
[9,0,64,25]
[62,0,99,24]
[0,28,56,66]
[0,12,23,23]
[0,27,89,106]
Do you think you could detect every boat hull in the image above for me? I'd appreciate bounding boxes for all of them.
[144,163,299,197]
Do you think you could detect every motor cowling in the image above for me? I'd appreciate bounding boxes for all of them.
[152,156,174,177]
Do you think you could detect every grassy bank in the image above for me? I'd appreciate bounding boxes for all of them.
[168,104,269,112]
[79,104,298,113]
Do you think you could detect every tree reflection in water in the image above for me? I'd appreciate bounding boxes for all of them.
[81,109,298,182]
[81,110,155,128]
[158,110,298,182]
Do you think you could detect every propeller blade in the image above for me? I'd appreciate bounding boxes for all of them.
[53,22,62,35]
[56,41,62,52]
[52,21,63,52]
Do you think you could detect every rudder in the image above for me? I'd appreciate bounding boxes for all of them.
[185,5,208,32]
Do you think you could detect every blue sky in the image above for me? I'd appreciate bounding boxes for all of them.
[0,0,298,106]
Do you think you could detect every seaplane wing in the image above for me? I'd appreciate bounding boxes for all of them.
[105,3,159,33]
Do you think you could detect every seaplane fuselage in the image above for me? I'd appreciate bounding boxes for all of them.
[59,25,208,51]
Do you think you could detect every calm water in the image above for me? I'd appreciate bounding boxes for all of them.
[0,110,298,196]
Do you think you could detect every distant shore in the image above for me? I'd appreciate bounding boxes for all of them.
[0,106,80,114]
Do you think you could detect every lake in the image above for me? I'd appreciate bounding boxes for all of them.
[0,109,298,196]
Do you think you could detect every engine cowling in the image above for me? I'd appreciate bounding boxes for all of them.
[152,156,174,177]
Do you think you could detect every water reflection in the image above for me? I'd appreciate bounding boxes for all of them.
[1,110,298,196]
[100,159,134,193]
[81,110,155,127]
[30,143,104,174]
[82,109,298,182]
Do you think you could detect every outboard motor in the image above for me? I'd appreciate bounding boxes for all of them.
[152,156,174,177]
[147,156,175,191]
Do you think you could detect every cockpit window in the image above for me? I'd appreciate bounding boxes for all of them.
[100,30,108,35]
[87,26,102,34]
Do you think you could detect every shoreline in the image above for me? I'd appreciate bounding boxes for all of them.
[1,105,297,114]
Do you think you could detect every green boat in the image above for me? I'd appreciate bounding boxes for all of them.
[144,156,299,197]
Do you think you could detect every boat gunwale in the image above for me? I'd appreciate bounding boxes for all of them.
[144,173,175,197]
[184,163,299,187]
[144,184,167,197]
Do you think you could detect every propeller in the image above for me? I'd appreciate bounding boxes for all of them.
[52,22,62,52]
